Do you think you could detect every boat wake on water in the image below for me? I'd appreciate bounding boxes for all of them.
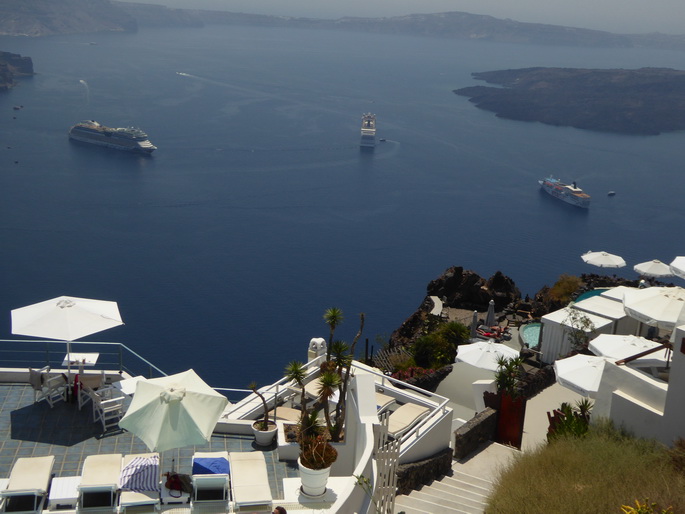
[79,79,90,105]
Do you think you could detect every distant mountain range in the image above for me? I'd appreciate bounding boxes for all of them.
[1,0,685,51]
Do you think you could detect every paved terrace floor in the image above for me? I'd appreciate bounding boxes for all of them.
[0,384,299,498]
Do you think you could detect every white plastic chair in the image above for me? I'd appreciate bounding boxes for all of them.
[91,386,126,432]
[28,366,67,408]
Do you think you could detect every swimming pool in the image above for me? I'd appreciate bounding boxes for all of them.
[520,322,541,349]
[575,288,610,302]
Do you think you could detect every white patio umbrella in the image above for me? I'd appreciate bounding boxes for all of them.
[581,251,626,268]
[623,286,685,331]
[670,256,685,280]
[554,354,606,397]
[11,296,124,382]
[119,369,228,453]
[456,340,519,372]
[588,333,670,367]
[633,259,674,278]
[485,300,496,327]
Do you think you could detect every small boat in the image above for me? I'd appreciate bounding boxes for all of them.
[607,191,616,196]
[538,176,591,208]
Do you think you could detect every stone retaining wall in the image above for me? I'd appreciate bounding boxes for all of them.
[396,446,454,495]
[452,408,498,460]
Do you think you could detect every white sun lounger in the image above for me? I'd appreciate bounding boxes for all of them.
[269,406,302,423]
[191,451,230,505]
[118,453,160,512]
[1,456,54,513]
[229,452,273,512]
[387,403,431,439]
[375,392,396,413]
[78,453,122,509]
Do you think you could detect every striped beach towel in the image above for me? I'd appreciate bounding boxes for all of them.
[120,456,160,492]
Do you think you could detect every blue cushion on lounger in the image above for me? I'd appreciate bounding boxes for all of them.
[192,457,229,475]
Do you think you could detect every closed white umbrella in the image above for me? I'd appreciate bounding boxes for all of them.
[670,257,685,280]
[554,354,606,397]
[633,259,674,278]
[470,310,478,339]
[623,286,685,331]
[581,251,626,268]
[456,340,519,372]
[485,300,496,328]
[11,296,124,384]
[119,369,228,453]
[588,333,669,367]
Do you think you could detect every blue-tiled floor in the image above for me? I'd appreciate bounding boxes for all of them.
[0,385,299,499]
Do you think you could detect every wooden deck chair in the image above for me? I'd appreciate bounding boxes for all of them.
[28,367,66,408]
[78,453,122,510]
[387,403,431,439]
[191,451,229,505]
[229,452,273,512]
[118,453,161,513]
[0,456,54,513]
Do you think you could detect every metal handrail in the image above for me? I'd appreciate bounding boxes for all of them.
[0,339,167,379]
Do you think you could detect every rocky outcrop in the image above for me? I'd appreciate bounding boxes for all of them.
[0,51,33,91]
[388,267,521,348]
[455,67,685,135]
[427,266,521,312]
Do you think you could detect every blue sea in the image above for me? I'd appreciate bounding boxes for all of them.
[1,25,684,388]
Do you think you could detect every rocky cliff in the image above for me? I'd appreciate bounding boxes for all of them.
[2,2,685,53]
[388,266,521,348]
[0,0,137,37]
[0,51,33,91]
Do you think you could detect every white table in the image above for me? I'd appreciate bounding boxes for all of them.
[47,476,80,510]
[113,376,146,396]
[62,353,99,367]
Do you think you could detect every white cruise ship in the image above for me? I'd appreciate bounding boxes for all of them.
[69,120,157,153]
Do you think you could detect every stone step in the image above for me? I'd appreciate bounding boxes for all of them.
[411,487,487,512]
[394,493,473,514]
[440,472,493,495]
[429,479,490,505]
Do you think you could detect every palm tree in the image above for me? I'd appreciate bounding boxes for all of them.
[323,307,344,361]
[284,361,308,422]
[331,312,364,442]
[317,370,341,435]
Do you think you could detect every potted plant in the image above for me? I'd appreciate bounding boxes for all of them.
[296,412,338,497]
[249,382,278,447]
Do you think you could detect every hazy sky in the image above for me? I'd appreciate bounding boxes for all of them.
[138,0,685,35]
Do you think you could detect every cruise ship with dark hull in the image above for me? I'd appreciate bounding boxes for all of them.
[69,120,156,153]
[538,176,590,208]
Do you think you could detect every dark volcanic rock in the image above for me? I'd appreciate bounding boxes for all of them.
[427,266,520,312]
[0,51,33,91]
[455,67,685,135]
[389,267,521,348]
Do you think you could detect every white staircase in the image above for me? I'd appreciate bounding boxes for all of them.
[393,469,493,514]
[394,442,519,514]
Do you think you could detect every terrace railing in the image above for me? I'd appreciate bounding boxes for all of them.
[0,339,167,380]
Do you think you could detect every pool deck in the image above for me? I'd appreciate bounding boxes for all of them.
[0,384,299,502]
